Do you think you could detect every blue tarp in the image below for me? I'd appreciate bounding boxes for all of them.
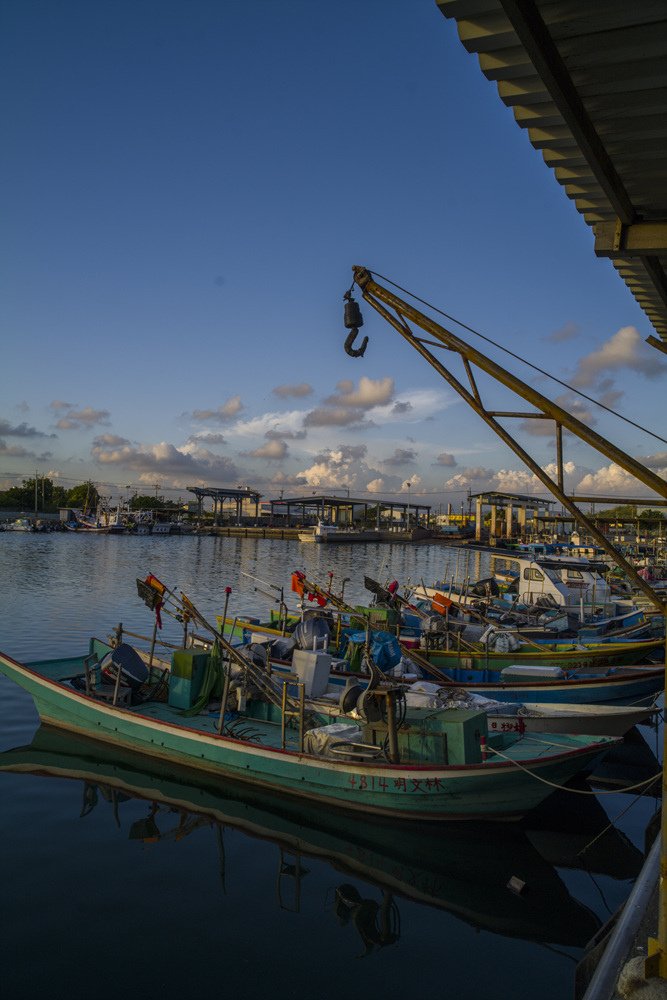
[344,630,401,670]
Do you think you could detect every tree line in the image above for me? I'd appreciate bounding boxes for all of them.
[0,478,181,513]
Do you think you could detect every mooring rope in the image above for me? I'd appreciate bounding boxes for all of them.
[485,743,662,796]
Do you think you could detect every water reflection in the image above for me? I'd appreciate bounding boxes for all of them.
[587,725,662,796]
[0,724,606,951]
[524,780,646,880]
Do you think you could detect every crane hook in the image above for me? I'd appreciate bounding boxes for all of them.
[343,288,368,357]
[344,329,368,358]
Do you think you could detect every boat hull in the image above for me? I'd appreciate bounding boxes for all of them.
[487,702,656,737]
[0,647,616,821]
[425,639,663,673]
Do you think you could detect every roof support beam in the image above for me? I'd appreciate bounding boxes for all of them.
[498,0,637,224]
[594,220,667,257]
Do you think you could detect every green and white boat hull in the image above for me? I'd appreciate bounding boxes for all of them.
[0,642,618,822]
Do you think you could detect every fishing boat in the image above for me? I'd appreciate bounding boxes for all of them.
[413,552,634,620]
[401,644,664,706]
[2,517,36,532]
[0,585,621,822]
[215,614,660,729]
[0,724,603,947]
[297,522,382,544]
[420,637,663,673]
[297,521,340,543]
[484,700,656,737]
[394,683,657,738]
[65,510,125,534]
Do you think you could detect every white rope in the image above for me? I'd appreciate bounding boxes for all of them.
[485,743,662,796]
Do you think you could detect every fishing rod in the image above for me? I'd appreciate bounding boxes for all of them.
[240,570,291,630]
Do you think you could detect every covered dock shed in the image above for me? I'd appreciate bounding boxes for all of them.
[470,490,556,542]
[186,486,263,525]
[269,493,432,530]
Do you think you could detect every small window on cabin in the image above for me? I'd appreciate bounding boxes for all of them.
[524,568,544,582]
[566,570,583,580]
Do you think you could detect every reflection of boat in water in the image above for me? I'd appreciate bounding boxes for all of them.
[0,724,603,949]
[523,780,647,881]
[586,725,662,796]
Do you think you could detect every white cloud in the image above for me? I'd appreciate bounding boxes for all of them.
[325,376,394,409]
[93,433,131,448]
[572,326,667,386]
[272,383,313,398]
[52,405,111,430]
[91,438,239,486]
[303,407,371,428]
[233,410,306,438]
[575,462,666,497]
[382,447,418,467]
[191,396,244,423]
[188,432,227,445]
[243,440,288,460]
[0,419,55,439]
[372,388,454,424]
[295,444,400,493]
[433,452,456,467]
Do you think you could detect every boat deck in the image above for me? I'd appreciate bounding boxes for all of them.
[133,699,303,752]
[24,651,610,764]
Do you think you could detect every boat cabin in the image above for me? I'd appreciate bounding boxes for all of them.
[491,554,614,614]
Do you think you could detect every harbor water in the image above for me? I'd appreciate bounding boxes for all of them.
[0,533,662,1000]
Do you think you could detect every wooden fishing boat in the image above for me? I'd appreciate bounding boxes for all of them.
[0,724,602,947]
[400,646,664,706]
[0,634,620,822]
[422,637,663,673]
[485,700,657,737]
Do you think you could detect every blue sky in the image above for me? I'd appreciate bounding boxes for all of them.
[2,0,665,510]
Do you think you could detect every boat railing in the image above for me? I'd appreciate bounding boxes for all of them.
[280,679,306,752]
[112,621,311,740]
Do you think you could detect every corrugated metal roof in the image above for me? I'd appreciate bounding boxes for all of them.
[437,0,667,348]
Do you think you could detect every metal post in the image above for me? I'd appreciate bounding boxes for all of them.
[147,617,158,683]
[385,690,400,764]
[112,659,122,706]
[220,587,232,638]
[217,658,231,734]
[649,604,667,976]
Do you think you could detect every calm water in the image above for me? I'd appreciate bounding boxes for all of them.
[0,533,661,1000]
